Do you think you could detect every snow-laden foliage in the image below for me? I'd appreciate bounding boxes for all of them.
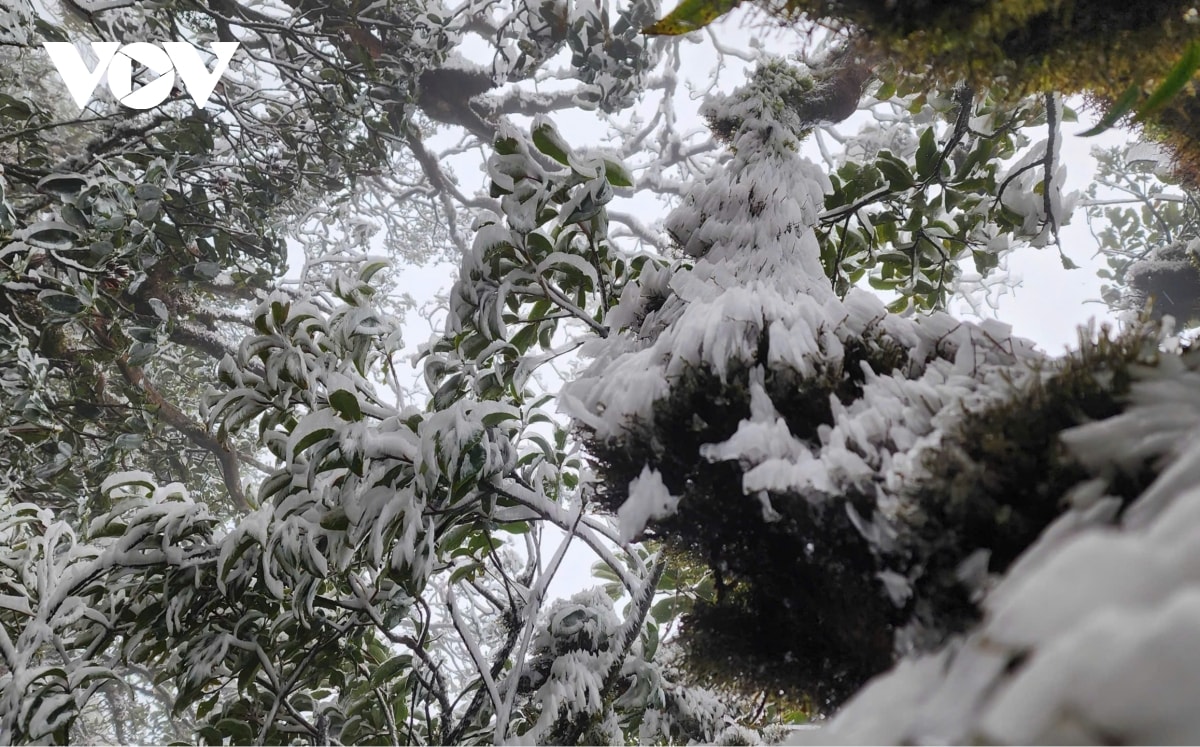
[0,475,217,744]
[0,115,752,744]
[1084,143,1200,323]
[1123,237,1200,323]
[815,341,1200,744]
[0,0,749,528]
[561,58,1159,710]
[812,73,1080,312]
[7,0,1200,741]
[512,584,729,744]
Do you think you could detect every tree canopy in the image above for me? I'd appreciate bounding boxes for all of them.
[2,0,1200,744]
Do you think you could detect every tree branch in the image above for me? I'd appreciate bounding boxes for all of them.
[113,356,249,511]
[551,557,666,745]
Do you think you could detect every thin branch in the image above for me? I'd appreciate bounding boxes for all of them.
[112,356,249,511]
[446,585,504,726]
[537,276,608,338]
[493,501,585,744]
[1041,92,1060,242]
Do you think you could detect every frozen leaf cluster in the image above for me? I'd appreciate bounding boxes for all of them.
[819,346,1200,743]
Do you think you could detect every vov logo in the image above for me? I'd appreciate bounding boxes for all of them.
[43,41,239,110]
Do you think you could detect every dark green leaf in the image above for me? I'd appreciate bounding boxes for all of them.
[193,261,222,280]
[36,173,89,196]
[1138,41,1200,119]
[1080,84,1140,137]
[37,291,84,315]
[23,220,81,248]
[915,128,937,181]
[876,152,914,191]
[532,121,572,166]
[370,654,413,688]
[329,389,364,421]
[449,561,484,584]
[135,183,165,201]
[195,692,220,721]
[320,507,350,530]
[292,425,335,458]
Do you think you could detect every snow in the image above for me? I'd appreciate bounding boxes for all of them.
[1063,360,1200,530]
[813,345,1200,743]
[617,466,679,543]
[979,589,1200,744]
[565,58,1044,571]
[556,56,1200,747]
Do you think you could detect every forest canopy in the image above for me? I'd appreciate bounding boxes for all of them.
[1,0,1199,744]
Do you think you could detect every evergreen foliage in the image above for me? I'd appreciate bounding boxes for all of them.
[2,0,1200,744]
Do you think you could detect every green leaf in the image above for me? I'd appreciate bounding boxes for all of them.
[291,424,335,459]
[215,718,253,743]
[592,561,622,583]
[511,323,540,352]
[136,199,161,222]
[1139,41,1200,119]
[148,298,169,323]
[320,507,350,531]
[37,291,84,315]
[36,173,89,196]
[370,654,413,688]
[22,220,81,249]
[193,261,222,280]
[114,433,145,451]
[494,136,521,156]
[442,523,476,556]
[481,409,518,426]
[603,158,634,188]
[915,127,938,181]
[532,121,572,166]
[360,259,390,283]
[644,618,659,659]
[449,561,484,584]
[135,183,164,201]
[195,692,220,721]
[643,0,740,35]
[1080,84,1140,137]
[221,538,256,579]
[876,152,914,192]
[329,389,364,421]
[0,92,32,118]
[650,595,690,625]
[432,372,464,410]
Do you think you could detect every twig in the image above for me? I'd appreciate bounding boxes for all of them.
[112,356,249,511]
[492,502,586,744]
[446,585,504,726]
[1041,92,1060,242]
